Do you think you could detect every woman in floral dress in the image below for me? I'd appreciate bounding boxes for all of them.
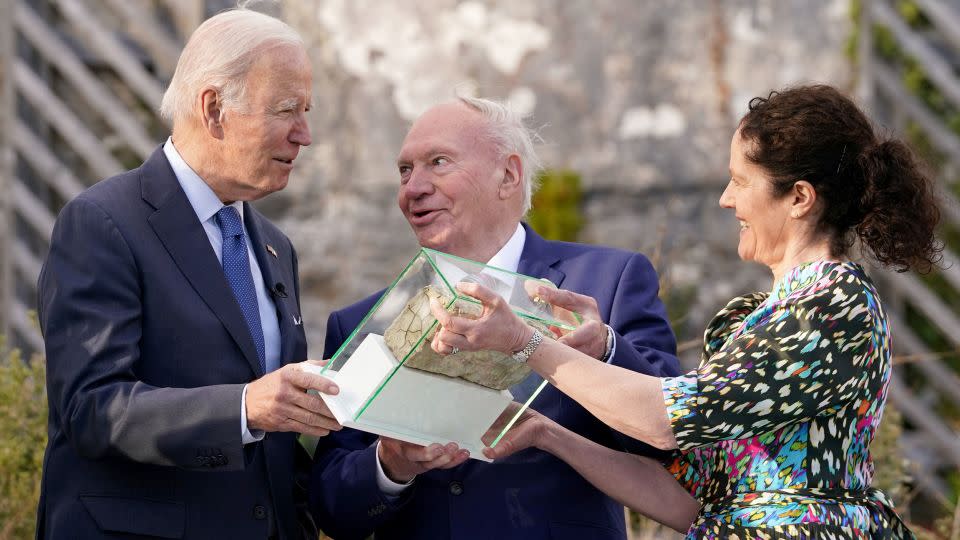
[428,85,940,538]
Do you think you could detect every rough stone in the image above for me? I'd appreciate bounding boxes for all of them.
[383,286,555,390]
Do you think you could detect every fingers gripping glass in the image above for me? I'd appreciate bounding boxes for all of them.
[303,248,580,460]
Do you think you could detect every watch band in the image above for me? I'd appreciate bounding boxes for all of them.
[512,329,544,363]
[600,324,615,362]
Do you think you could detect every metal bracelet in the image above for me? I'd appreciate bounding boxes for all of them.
[512,329,544,363]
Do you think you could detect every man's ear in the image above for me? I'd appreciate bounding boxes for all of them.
[199,88,225,139]
[789,180,818,219]
[498,154,524,200]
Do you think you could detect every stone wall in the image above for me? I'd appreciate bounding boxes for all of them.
[265,0,853,365]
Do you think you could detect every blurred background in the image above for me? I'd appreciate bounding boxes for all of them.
[1,0,959,537]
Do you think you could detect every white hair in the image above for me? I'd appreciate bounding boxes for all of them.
[160,9,304,126]
[457,95,543,215]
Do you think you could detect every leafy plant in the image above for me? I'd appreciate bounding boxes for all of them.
[527,169,584,242]
[0,337,46,540]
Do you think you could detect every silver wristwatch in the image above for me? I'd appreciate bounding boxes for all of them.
[512,329,544,363]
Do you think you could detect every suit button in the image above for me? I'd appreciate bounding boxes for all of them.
[449,481,463,496]
[253,505,267,520]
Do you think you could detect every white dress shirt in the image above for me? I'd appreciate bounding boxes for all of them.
[163,138,281,445]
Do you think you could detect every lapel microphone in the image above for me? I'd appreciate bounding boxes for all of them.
[271,282,288,298]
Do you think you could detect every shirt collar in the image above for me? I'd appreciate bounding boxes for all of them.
[430,223,526,296]
[485,223,526,272]
[163,137,244,223]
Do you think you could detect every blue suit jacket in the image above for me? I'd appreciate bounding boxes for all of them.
[36,147,315,539]
[310,224,680,540]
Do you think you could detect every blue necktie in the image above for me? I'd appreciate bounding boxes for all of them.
[215,206,266,373]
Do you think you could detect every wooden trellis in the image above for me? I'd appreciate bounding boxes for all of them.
[859,0,960,502]
[0,0,210,351]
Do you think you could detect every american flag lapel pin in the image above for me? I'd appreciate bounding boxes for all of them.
[266,244,278,258]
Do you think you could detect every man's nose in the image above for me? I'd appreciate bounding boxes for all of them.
[403,167,434,198]
[290,114,312,147]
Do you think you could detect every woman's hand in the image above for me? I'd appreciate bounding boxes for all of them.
[429,282,533,355]
[480,403,554,460]
[534,286,609,360]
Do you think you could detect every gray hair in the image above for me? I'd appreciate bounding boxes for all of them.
[160,9,304,126]
[457,95,543,215]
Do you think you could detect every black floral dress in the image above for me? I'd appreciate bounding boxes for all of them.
[660,261,914,539]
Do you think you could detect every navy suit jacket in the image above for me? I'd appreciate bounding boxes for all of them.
[36,147,315,539]
[310,224,680,540]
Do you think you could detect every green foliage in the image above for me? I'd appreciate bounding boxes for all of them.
[902,303,960,423]
[872,24,899,61]
[527,169,584,242]
[845,0,862,63]
[0,337,46,540]
[896,0,931,28]
[870,405,909,504]
[903,59,950,117]
[904,121,948,171]
[864,22,960,141]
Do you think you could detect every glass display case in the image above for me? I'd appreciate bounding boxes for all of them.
[303,248,580,460]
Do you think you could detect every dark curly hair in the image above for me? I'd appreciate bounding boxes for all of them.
[738,84,942,273]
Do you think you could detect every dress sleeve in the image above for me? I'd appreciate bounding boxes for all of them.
[660,283,879,451]
[663,447,709,499]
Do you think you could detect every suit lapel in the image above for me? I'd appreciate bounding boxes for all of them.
[517,223,565,287]
[244,205,298,366]
[140,148,263,377]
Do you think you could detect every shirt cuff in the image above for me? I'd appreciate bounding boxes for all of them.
[241,384,266,445]
[375,440,414,496]
[603,324,617,363]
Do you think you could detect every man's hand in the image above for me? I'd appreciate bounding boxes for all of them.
[245,361,342,437]
[535,287,608,360]
[378,438,470,483]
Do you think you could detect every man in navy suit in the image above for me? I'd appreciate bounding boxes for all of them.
[36,10,340,539]
[310,97,681,539]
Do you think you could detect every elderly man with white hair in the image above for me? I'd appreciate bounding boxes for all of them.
[309,97,681,540]
[36,8,339,539]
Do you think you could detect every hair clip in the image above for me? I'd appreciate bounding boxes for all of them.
[835,144,847,175]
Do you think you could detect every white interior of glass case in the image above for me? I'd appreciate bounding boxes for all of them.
[305,333,514,461]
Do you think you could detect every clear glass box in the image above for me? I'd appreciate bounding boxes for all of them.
[307,248,580,460]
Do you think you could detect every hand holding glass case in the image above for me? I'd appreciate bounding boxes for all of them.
[302,248,580,460]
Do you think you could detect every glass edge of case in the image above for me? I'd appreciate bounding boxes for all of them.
[488,379,549,448]
[423,248,580,330]
[353,294,457,421]
[323,249,422,373]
